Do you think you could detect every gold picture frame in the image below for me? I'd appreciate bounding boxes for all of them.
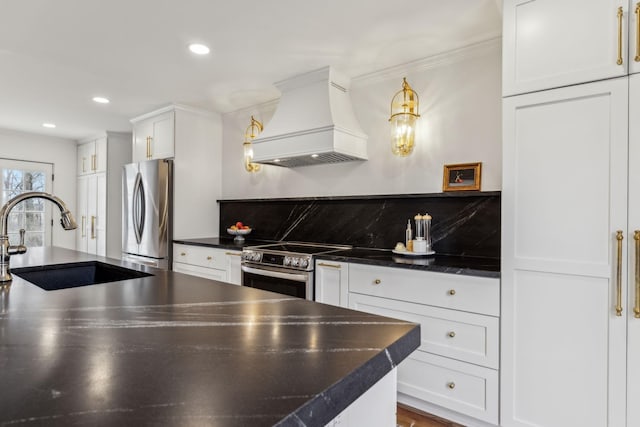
[443,162,482,192]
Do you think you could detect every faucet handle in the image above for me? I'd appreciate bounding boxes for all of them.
[19,229,25,246]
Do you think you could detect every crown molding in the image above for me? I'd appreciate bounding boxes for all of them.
[351,37,501,87]
[130,103,218,123]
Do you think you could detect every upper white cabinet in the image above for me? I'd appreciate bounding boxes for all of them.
[502,0,640,95]
[131,110,175,161]
[75,132,131,259]
[502,78,629,427]
[77,136,107,175]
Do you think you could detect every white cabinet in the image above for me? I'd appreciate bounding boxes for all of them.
[130,105,222,239]
[502,78,629,427]
[131,110,175,161]
[77,137,107,175]
[173,243,241,284]
[502,0,640,95]
[347,263,500,426]
[75,132,131,259]
[626,73,640,427]
[315,261,349,306]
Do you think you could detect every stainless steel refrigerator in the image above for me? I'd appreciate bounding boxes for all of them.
[122,159,173,269]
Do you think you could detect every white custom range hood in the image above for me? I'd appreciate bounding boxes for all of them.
[252,66,368,167]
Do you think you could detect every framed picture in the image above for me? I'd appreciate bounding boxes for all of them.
[443,162,482,192]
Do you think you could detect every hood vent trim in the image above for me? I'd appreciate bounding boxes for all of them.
[252,66,368,168]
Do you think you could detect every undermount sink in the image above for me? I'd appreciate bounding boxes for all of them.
[13,261,153,291]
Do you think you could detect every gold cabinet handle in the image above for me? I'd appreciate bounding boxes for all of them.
[616,230,624,316]
[91,154,96,171]
[90,216,96,240]
[448,289,456,296]
[636,3,640,61]
[146,136,152,159]
[317,262,341,269]
[373,279,381,285]
[447,382,456,390]
[635,231,640,318]
[225,252,242,256]
[206,256,213,260]
[448,331,456,338]
[81,215,86,238]
[618,7,624,65]
[82,157,87,173]
[180,252,186,256]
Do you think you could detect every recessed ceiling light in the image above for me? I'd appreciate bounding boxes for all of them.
[273,159,281,163]
[188,43,210,55]
[92,96,110,104]
[42,123,56,128]
[311,154,319,158]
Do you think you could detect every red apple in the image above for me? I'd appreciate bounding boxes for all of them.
[235,221,243,228]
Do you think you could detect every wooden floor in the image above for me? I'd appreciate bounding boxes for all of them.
[397,404,465,427]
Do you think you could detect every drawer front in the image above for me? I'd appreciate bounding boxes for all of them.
[173,262,227,282]
[349,263,499,316]
[349,293,499,368]
[397,351,498,424]
[173,244,226,270]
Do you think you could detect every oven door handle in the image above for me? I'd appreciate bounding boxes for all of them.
[241,265,308,283]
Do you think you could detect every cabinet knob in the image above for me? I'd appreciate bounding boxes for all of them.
[207,256,213,260]
[180,252,186,256]
[373,279,381,285]
[448,331,456,338]
[447,382,456,390]
[448,289,456,295]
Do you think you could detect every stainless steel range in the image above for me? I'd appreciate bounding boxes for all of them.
[241,242,351,300]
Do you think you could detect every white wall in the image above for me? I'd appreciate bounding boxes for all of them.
[0,128,77,249]
[221,39,502,199]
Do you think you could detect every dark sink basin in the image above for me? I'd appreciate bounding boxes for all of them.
[13,261,153,291]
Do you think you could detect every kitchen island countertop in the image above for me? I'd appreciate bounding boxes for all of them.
[0,247,419,426]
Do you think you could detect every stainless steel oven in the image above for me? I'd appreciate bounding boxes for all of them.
[241,242,350,300]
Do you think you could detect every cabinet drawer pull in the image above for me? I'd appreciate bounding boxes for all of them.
[635,231,640,318]
[636,3,640,61]
[617,6,624,65]
[448,289,456,296]
[146,136,152,159]
[91,154,96,171]
[82,157,87,173]
[226,252,241,256]
[448,331,456,338]
[81,215,86,238]
[616,230,624,316]
[206,256,213,260]
[180,252,186,256]
[90,216,96,239]
[447,382,456,389]
[317,262,341,269]
[373,279,381,285]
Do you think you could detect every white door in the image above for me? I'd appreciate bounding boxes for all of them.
[627,72,640,427]
[86,174,98,255]
[95,172,107,257]
[150,111,174,159]
[503,0,627,95]
[630,0,640,75]
[132,119,153,162]
[315,261,348,307]
[76,175,88,252]
[501,78,628,427]
[0,159,53,247]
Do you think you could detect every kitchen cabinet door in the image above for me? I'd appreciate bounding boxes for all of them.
[501,78,628,427]
[85,174,98,255]
[94,137,107,173]
[503,0,627,96]
[95,172,107,257]
[77,142,94,176]
[225,250,242,285]
[315,261,348,307]
[627,72,640,427]
[76,176,88,252]
[132,111,174,161]
[630,0,640,75]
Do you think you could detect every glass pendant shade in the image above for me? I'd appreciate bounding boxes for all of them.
[389,77,420,157]
[243,116,263,173]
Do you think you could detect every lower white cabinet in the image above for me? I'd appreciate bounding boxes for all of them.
[173,243,241,285]
[315,261,349,306]
[76,173,106,256]
[346,263,500,426]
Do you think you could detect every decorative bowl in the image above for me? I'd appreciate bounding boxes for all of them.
[227,228,252,242]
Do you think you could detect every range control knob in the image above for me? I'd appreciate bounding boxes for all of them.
[291,257,300,267]
[284,256,291,266]
[299,258,309,268]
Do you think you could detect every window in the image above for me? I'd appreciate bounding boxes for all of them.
[0,159,53,247]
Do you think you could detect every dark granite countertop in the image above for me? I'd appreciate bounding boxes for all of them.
[0,247,419,427]
[174,238,500,278]
[317,248,501,279]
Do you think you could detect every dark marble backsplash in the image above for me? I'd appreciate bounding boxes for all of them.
[219,192,500,259]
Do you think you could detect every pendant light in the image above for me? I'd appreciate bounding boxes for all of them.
[389,77,420,156]
[243,116,263,173]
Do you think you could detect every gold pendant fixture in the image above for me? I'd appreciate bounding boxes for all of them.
[243,116,263,173]
[389,77,420,157]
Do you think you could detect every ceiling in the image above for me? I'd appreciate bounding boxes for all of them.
[0,0,502,140]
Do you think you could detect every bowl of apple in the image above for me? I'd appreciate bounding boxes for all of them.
[227,222,252,242]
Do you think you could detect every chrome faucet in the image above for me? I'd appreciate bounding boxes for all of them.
[0,191,77,282]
